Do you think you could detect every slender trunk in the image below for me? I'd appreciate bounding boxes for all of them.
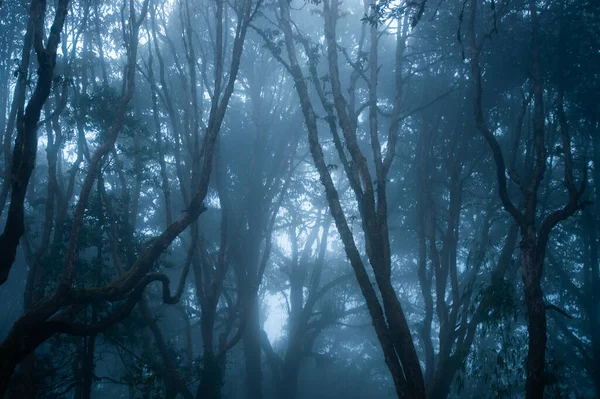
[140,300,194,399]
[590,123,600,396]
[416,122,434,384]
[197,297,223,399]
[148,46,172,227]
[81,334,96,399]
[238,195,265,399]
[523,0,548,393]
[0,13,33,218]
[521,231,546,399]
[583,209,600,397]
[243,299,263,399]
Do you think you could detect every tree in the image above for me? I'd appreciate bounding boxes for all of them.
[468,0,589,397]
[258,0,428,396]
[0,0,69,284]
[0,0,224,394]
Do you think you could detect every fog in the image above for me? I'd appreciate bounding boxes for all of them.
[0,0,598,398]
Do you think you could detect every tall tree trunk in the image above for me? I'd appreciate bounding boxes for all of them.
[197,351,225,399]
[416,121,434,385]
[521,236,546,399]
[242,299,263,399]
[81,334,97,399]
[590,123,600,396]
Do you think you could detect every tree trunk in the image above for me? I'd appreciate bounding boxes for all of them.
[18,354,37,399]
[584,209,600,398]
[590,123,600,397]
[521,231,546,399]
[280,359,300,399]
[0,0,70,284]
[197,351,225,399]
[242,299,263,399]
[427,356,460,399]
[197,294,224,399]
[0,319,55,396]
[81,334,97,399]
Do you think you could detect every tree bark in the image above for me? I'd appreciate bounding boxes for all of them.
[0,0,70,284]
[275,1,424,397]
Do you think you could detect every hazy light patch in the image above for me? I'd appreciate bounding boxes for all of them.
[62,141,80,163]
[378,0,407,33]
[85,128,98,143]
[140,227,161,237]
[236,91,248,103]
[206,192,221,209]
[142,205,156,223]
[37,135,48,149]
[493,126,506,137]
[138,33,149,47]
[264,291,288,343]
[172,236,183,248]
[275,230,292,258]
[456,260,466,274]
[381,140,388,154]
[298,195,314,213]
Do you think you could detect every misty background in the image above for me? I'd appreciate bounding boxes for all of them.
[0,0,598,398]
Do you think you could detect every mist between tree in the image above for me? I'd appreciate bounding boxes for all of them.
[0,0,597,398]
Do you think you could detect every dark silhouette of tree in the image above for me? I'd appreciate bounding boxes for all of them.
[467,0,590,397]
